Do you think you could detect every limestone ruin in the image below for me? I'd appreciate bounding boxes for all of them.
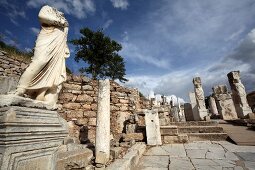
[227,71,252,118]
[0,4,255,170]
[192,77,208,120]
[212,85,238,120]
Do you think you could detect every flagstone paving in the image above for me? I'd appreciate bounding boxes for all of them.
[135,141,255,170]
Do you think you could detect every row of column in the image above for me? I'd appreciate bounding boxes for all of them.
[190,71,252,120]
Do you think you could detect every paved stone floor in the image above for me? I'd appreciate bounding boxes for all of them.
[135,141,255,170]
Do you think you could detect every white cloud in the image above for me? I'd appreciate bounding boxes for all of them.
[30,27,40,35]
[119,0,255,101]
[225,26,245,42]
[103,19,113,30]
[120,37,170,68]
[0,0,26,25]
[5,30,13,36]
[25,47,32,52]
[1,33,19,47]
[207,27,255,94]
[27,0,95,19]
[110,0,129,10]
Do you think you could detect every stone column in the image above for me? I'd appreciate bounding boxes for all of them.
[95,79,110,166]
[209,96,218,115]
[213,85,238,120]
[192,77,208,120]
[227,71,252,118]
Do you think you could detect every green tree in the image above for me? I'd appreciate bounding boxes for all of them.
[105,54,128,82]
[71,27,128,82]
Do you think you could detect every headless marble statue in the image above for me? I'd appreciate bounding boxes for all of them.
[15,5,70,106]
[193,77,206,110]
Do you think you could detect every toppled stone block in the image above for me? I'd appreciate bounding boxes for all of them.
[56,145,93,170]
[123,133,144,142]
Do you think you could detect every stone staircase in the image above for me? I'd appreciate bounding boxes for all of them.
[160,121,228,144]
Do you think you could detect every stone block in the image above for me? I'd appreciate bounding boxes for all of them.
[75,118,89,125]
[63,82,81,90]
[160,126,178,136]
[84,111,97,118]
[59,93,76,102]
[120,105,128,111]
[123,133,144,142]
[189,92,200,121]
[145,109,162,145]
[82,85,93,91]
[163,135,188,144]
[82,104,92,110]
[72,75,83,82]
[56,147,93,170]
[119,99,129,104]
[76,94,94,102]
[81,76,91,83]
[111,97,119,103]
[91,103,97,111]
[67,110,83,118]
[110,105,120,111]
[63,102,81,109]
[188,133,228,141]
[88,118,97,126]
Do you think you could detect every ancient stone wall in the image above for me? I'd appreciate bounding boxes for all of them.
[0,50,29,94]
[0,50,28,77]
[0,50,150,144]
[58,75,147,143]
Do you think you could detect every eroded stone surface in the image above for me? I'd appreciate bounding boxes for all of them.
[169,157,194,170]
[136,141,255,170]
[138,156,169,168]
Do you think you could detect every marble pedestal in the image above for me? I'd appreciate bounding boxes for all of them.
[145,109,162,146]
[0,95,68,170]
[198,108,208,120]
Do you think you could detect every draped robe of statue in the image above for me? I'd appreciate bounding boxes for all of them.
[15,5,69,106]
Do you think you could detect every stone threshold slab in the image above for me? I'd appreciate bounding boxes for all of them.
[106,143,146,170]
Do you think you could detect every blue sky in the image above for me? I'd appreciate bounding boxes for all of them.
[0,0,255,101]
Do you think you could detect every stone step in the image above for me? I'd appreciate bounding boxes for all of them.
[160,126,178,136]
[187,133,228,142]
[168,121,219,126]
[160,125,224,136]
[162,134,188,144]
[178,126,224,133]
[162,133,228,144]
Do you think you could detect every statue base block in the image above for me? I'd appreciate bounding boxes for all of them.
[198,109,208,120]
[0,95,68,170]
